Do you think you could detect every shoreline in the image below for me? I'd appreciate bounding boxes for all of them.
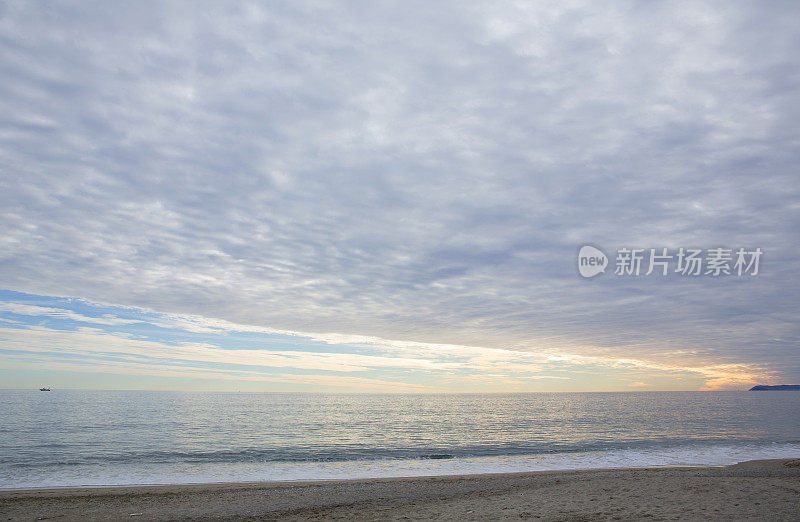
[0,462,718,494]
[1,459,799,520]
[6,440,799,493]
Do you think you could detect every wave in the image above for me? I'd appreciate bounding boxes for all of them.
[9,437,800,468]
[4,441,800,490]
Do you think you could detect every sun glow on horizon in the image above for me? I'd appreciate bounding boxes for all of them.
[0,291,772,392]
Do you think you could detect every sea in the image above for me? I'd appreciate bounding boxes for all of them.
[1,390,798,489]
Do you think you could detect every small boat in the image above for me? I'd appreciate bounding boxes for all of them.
[39,387,51,391]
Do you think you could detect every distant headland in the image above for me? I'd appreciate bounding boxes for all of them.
[749,385,800,391]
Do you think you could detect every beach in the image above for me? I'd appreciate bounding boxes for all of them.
[1,459,798,521]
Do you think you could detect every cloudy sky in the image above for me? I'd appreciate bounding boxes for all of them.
[1,1,798,392]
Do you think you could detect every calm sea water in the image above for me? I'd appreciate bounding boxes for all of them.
[1,390,798,489]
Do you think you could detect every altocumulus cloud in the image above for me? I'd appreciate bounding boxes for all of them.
[0,0,799,390]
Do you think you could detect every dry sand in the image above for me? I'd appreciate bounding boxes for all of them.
[1,459,799,521]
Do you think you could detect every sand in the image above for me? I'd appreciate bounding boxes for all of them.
[1,459,799,521]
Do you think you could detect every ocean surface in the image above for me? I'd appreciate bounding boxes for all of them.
[1,390,798,489]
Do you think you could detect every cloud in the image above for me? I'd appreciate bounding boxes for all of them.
[0,302,143,326]
[0,1,798,388]
[0,295,776,390]
[0,352,437,391]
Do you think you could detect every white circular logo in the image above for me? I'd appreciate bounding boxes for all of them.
[577,245,607,278]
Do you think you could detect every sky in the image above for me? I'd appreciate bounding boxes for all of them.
[0,1,798,392]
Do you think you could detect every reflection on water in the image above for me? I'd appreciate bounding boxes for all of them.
[0,391,798,488]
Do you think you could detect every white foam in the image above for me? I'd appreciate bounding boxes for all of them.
[4,442,799,490]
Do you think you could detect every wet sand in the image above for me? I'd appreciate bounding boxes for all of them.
[1,459,799,521]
